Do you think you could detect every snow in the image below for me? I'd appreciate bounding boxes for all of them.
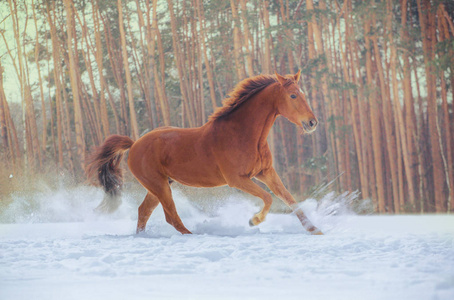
[1,185,453,300]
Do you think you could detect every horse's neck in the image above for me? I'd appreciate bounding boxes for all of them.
[223,90,277,148]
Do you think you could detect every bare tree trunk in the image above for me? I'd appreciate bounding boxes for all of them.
[92,0,110,137]
[8,0,42,170]
[230,0,246,80]
[148,0,171,126]
[59,66,76,175]
[193,10,206,123]
[239,0,254,76]
[32,0,47,154]
[345,0,370,199]
[0,62,19,169]
[102,15,127,135]
[338,2,367,199]
[118,0,140,140]
[417,0,446,212]
[76,8,103,145]
[128,2,154,128]
[167,0,195,127]
[306,0,330,187]
[413,58,427,212]
[47,2,64,168]
[387,0,416,212]
[64,0,85,170]
[0,63,8,150]
[196,0,218,111]
[371,14,400,212]
[437,4,454,211]
[364,18,386,212]
[401,0,418,210]
[262,1,272,74]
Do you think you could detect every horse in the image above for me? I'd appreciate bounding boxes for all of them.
[86,71,323,235]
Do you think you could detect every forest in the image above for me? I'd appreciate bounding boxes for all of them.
[0,0,453,213]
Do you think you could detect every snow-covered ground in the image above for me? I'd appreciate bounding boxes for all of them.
[1,185,453,300]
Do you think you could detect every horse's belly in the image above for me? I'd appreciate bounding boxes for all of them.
[173,176,226,188]
[168,165,226,188]
[163,145,226,188]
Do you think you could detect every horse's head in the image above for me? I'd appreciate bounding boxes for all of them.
[274,70,318,133]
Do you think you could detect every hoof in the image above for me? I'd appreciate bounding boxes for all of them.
[311,230,324,235]
[249,215,262,227]
[180,229,193,235]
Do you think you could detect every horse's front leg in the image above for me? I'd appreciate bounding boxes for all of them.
[255,168,323,235]
[225,176,273,226]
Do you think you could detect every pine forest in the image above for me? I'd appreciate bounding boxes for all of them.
[0,0,453,213]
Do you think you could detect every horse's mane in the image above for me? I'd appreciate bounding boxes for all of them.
[209,74,285,121]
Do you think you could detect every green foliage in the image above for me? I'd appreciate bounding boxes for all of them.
[303,56,329,82]
[434,38,454,74]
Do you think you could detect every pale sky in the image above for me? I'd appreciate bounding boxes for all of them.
[1,1,39,103]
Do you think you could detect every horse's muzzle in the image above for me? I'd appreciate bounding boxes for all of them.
[302,119,318,133]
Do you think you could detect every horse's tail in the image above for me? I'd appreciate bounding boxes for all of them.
[86,135,134,213]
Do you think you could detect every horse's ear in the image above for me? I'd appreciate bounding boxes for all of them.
[294,70,301,83]
[275,71,287,86]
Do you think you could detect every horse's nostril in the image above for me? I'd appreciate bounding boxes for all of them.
[309,119,318,128]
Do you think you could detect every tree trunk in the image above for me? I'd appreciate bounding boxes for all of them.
[8,0,42,170]
[262,1,272,74]
[437,4,454,212]
[417,0,446,212]
[118,0,140,140]
[371,14,400,212]
[239,0,255,76]
[93,0,110,137]
[167,0,195,127]
[0,61,19,169]
[364,18,386,212]
[47,2,64,168]
[230,0,246,80]
[103,15,128,135]
[196,0,218,111]
[32,0,47,154]
[401,0,418,210]
[150,0,171,126]
[63,0,85,170]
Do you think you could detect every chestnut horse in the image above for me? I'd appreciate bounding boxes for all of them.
[87,71,322,235]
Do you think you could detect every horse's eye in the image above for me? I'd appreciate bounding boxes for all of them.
[290,94,297,99]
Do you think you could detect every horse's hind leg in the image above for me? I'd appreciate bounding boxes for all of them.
[141,179,192,235]
[136,192,160,233]
[159,184,192,234]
